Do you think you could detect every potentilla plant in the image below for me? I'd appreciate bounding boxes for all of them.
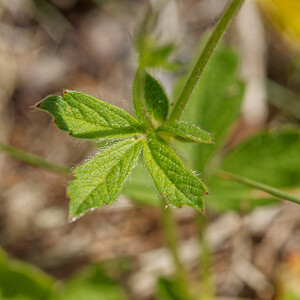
[34,0,300,222]
[36,72,212,221]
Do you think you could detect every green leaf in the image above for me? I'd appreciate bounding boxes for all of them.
[0,248,54,300]
[207,129,300,212]
[221,129,300,187]
[207,177,277,212]
[122,160,159,207]
[38,91,144,140]
[140,42,179,70]
[175,47,245,171]
[56,265,127,300]
[157,122,213,144]
[143,134,207,210]
[68,138,143,219]
[144,73,169,123]
[156,277,187,300]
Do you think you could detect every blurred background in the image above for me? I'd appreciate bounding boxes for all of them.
[0,0,300,299]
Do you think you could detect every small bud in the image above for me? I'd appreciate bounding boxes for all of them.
[179,205,182,208]
[36,104,40,108]
[105,203,109,205]
[64,91,68,94]
[205,191,209,195]
[69,132,72,136]
[72,172,75,176]
[201,209,205,213]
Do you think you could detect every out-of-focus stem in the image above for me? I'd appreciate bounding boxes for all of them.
[160,198,191,299]
[0,142,71,176]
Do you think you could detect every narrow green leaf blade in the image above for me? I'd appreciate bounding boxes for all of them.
[143,134,207,210]
[144,73,169,123]
[133,72,169,125]
[157,122,213,144]
[38,91,144,140]
[68,138,143,219]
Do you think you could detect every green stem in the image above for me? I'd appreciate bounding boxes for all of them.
[0,142,71,176]
[132,68,155,129]
[168,0,245,123]
[220,170,300,205]
[161,198,191,299]
[197,214,215,300]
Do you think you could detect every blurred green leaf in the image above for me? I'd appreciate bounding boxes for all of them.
[175,47,245,171]
[156,277,187,300]
[207,177,277,212]
[144,73,169,124]
[140,42,179,70]
[0,249,54,300]
[56,265,127,300]
[221,129,300,187]
[123,160,159,207]
[208,129,300,212]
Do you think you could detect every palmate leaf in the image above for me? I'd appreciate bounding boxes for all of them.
[157,122,213,144]
[143,134,207,210]
[38,91,144,140]
[68,138,143,219]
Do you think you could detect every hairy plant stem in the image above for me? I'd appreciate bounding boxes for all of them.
[219,170,300,205]
[0,142,71,177]
[196,214,215,300]
[161,198,191,299]
[168,0,245,123]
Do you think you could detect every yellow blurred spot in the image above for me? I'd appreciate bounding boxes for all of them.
[258,0,300,51]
